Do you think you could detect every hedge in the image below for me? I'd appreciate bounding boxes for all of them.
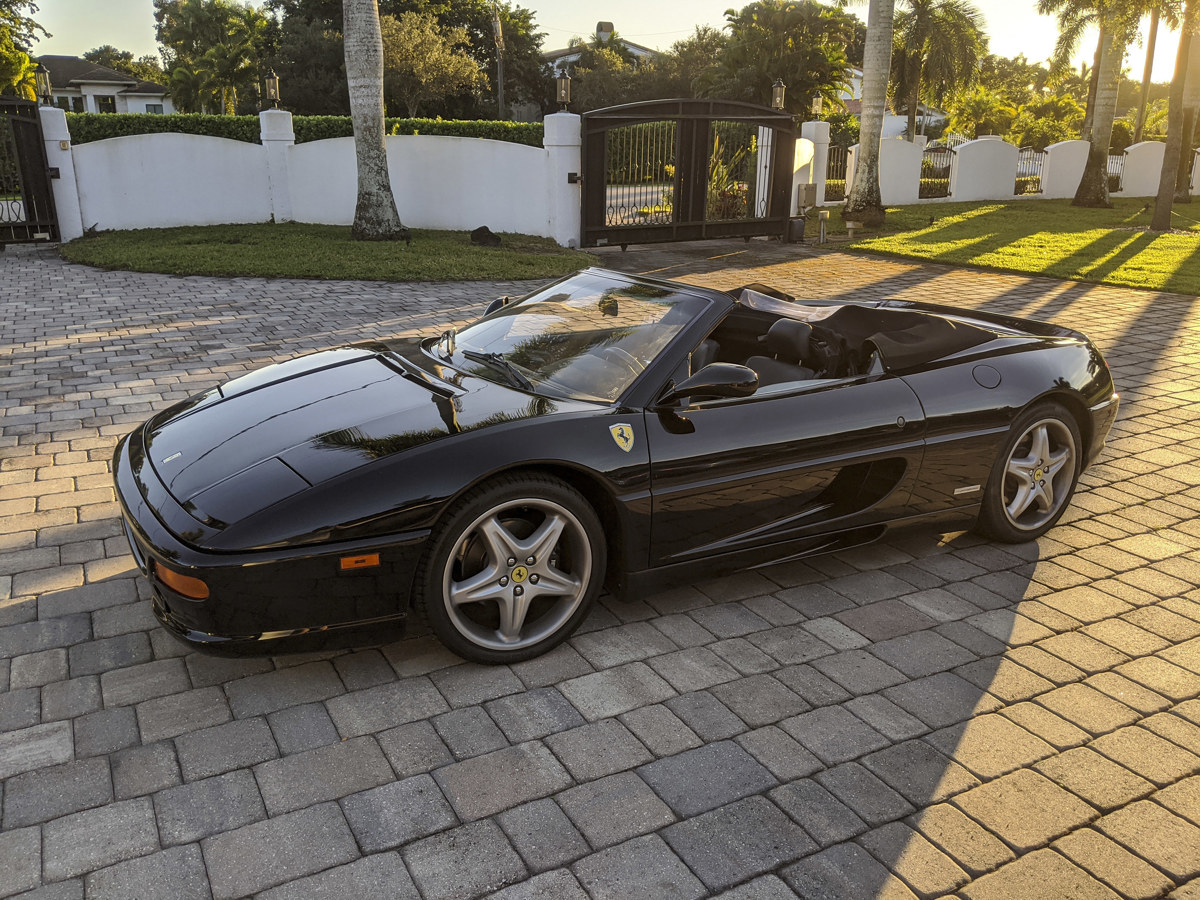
[63,112,543,147]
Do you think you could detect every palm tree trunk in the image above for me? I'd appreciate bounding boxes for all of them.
[844,0,895,226]
[344,0,404,240]
[1134,8,1160,143]
[1073,26,1122,208]
[1082,42,1102,140]
[1175,31,1200,202]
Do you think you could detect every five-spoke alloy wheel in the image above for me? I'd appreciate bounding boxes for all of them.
[978,401,1081,542]
[417,474,606,664]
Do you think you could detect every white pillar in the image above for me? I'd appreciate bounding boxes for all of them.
[38,106,84,243]
[543,112,582,248]
[259,108,295,223]
[801,121,830,206]
[1192,149,1200,196]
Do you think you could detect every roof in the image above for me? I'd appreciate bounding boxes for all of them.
[36,55,168,96]
[543,40,659,64]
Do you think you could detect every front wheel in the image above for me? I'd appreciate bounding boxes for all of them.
[415,474,606,664]
[976,401,1081,543]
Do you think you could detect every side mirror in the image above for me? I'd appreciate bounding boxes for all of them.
[484,295,515,316]
[658,363,758,406]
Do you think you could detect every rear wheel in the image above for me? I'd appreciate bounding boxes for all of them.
[977,402,1081,542]
[415,474,605,664]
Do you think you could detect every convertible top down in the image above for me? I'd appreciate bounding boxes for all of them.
[115,267,1118,662]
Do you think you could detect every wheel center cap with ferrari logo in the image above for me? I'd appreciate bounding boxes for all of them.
[510,565,529,584]
[1034,467,1044,481]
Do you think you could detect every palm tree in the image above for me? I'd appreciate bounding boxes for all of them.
[891,0,987,140]
[844,0,895,227]
[343,0,405,240]
[1152,0,1199,228]
[948,85,1017,137]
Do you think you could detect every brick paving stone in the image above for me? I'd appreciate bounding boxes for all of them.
[10,648,68,689]
[662,795,814,892]
[41,676,100,721]
[1083,618,1171,656]
[558,661,676,721]
[1145,713,1200,757]
[571,621,679,669]
[1087,725,1200,787]
[860,739,979,806]
[780,703,890,764]
[257,853,420,900]
[1053,827,1174,900]
[958,848,1120,900]
[572,834,705,900]
[858,821,971,899]
[1163,636,1200,676]
[498,799,591,873]
[1084,671,1172,714]
[774,663,854,706]
[652,613,717,649]
[1157,775,1200,825]
[67,633,151,678]
[0,720,73,780]
[810,649,908,695]
[267,702,341,755]
[73,706,138,758]
[136,686,231,743]
[1124,606,1200,641]
[0,826,41,898]
[174,716,277,781]
[1035,746,1156,811]
[485,869,590,900]
[646,646,741,693]
[745,624,836,665]
[1039,586,1135,624]
[404,819,528,900]
[937,620,1008,657]
[154,769,265,846]
[485,687,585,743]
[735,725,823,781]
[782,841,918,900]
[0,685,40,730]
[507,643,594,689]
[953,769,1097,851]
[433,706,509,760]
[428,663,527,708]
[201,802,360,900]
[557,771,676,849]
[999,700,1091,749]
[110,741,180,801]
[817,761,916,826]
[85,844,210,900]
[325,676,451,738]
[183,653,273,689]
[225,661,345,718]
[801,615,872,650]
[331,649,396,692]
[908,803,1015,877]
[1036,631,1131,674]
[340,775,458,852]
[769,778,868,846]
[884,672,1002,730]
[375,720,454,778]
[100,658,189,708]
[434,741,573,822]
[663,690,747,740]
[3,756,112,828]
[1096,800,1200,881]
[965,609,1055,645]
[638,740,777,817]
[42,797,159,882]
[708,673,808,727]
[844,694,929,741]
[254,735,393,815]
[1036,682,1140,735]
[544,717,652,781]
[1117,655,1200,701]
[954,657,1055,703]
[925,714,1056,780]
[871,630,978,680]
[619,704,703,757]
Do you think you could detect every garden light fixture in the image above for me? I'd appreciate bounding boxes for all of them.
[264,69,280,109]
[557,73,571,111]
[35,63,52,106]
[771,79,786,111]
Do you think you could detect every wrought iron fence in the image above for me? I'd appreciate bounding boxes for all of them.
[920,147,953,198]
[825,145,848,202]
[1015,147,1045,195]
[1107,153,1125,193]
[602,120,676,226]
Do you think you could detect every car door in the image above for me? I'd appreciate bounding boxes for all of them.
[645,373,927,568]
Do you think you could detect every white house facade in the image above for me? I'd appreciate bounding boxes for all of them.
[37,55,175,115]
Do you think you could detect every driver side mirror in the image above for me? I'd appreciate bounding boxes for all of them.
[658,363,759,406]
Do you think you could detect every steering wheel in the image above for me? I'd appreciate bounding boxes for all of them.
[599,347,645,376]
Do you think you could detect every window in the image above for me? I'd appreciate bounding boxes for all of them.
[54,96,71,111]
[145,103,164,115]
[95,95,117,113]
[71,97,84,112]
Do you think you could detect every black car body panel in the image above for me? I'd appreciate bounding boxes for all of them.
[113,267,1118,654]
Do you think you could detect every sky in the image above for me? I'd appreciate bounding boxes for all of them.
[32,0,1181,86]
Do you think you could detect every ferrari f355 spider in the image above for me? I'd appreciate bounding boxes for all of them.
[114,268,1118,663]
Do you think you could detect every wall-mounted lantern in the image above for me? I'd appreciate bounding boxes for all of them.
[263,69,280,109]
[35,63,52,106]
[556,73,571,111]
[771,78,786,111]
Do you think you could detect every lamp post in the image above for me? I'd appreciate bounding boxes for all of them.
[263,69,280,109]
[34,63,52,106]
[491,3,505,120]
[771,78,786,111]
[556,72,571,112]
[811,94,824,117]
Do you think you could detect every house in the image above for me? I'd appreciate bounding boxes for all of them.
[542,22,659,76]
[837,66,946,139]
[36,55,175,115]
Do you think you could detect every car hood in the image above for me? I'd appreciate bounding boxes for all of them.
[142,341,574,528]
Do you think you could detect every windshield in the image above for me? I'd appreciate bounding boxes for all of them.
[448,272,708,402]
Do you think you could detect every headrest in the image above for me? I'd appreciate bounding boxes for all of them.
[765,319,812,363]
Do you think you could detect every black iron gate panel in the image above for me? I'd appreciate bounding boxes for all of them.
[581,99,795,248]
[1,98,59,246]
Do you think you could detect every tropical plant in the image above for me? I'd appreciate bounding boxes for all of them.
[1007,94,1084,149]
[0,0,46,48]
[379,12,485,117]
[0,29,35,97]
[890,0,988,141]
[83,45,167,84]
[948,85,1016,137]
[343,0,405,240]
[978,53,1051,106]
[844,0,896,227]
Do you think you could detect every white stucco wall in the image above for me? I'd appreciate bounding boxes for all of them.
[1040,140,1090,199]
[950,138,1019,201]
[1114,141,1165,197]
[288,135,553,237]
[845,137,924,206]
[73,133,271,231]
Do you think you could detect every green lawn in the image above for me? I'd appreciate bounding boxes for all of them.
[846,198,1200,296]
[59,223,598,282]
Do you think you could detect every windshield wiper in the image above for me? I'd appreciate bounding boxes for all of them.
[437,328,456,360]
[462,350,533,391]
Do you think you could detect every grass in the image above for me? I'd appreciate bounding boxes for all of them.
[844,197,1200,296]
[59,223,599,282]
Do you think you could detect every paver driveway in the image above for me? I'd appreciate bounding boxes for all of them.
[2,239,1199,900]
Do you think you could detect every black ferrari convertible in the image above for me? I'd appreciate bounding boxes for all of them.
[114,268,1118,663]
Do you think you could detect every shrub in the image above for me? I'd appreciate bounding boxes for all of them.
[1014,175,1040,195]
[919,178,950,199]
[824,178,846,201]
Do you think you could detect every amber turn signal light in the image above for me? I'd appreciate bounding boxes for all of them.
[153,561,210,599]
[340,553,381,570]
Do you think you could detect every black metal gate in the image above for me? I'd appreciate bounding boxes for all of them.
[1,98,59,246]
[581,99,795,248]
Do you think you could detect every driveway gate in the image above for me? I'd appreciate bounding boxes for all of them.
[581,99,795,248]
[1,98,58,246]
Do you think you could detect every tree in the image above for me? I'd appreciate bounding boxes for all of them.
[83,45,166,84]
[1007,94,1084,148]
[891,0,987,140]
[1152,1,1199,228]
[948,84,1016,136]
[0,0,46,49]
[844,0,895,227]
[0,29,35,97]
[343,0,404,240]
[978,53,1051,106]
[380,11,484,116]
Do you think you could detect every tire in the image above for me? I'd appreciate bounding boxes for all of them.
[414,474,606,664]
[976,401,1082,543]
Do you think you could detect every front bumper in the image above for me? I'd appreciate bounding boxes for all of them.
[113,430,427,654]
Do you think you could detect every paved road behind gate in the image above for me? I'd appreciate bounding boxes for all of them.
[1,240,1199,899]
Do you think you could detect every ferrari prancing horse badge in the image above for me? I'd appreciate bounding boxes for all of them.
[609,424,634,453]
